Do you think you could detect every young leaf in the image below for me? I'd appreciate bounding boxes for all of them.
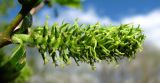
[0,43,26,82]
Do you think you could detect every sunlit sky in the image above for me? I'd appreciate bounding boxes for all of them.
[3,0,160,48]
[83,0,160,20]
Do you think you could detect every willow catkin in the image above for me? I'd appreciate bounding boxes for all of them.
[28,22,145,68]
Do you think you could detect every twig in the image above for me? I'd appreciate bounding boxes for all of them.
[0,6,31,48]
[5,6,32,36]
[0,2,44,48]
[30,3,44,15]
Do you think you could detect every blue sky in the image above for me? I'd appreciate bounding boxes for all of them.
[3,0,160,22]
[82,0,160,21]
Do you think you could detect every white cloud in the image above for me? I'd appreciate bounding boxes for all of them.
[35,8,112,25]
[53,8,112,25]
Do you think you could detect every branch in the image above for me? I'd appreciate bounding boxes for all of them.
[0,1,44,48]
[5,6,32,36]
[0,33,11,48]
[30,3,44,15]
[0,6,32,48]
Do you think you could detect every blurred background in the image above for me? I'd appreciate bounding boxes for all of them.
[0,0,160,83]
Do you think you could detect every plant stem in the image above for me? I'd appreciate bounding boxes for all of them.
[0,33,11,48]
[5,6,32,36]
[0,6,32,48]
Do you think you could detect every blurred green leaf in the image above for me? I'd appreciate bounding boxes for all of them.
[13,65,32,83]
[0,43,26,82]
[0,0,15,15]
[52,0,81,8]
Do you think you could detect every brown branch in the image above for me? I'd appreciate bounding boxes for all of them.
[14,3,44,31]
[0,3,45,48]
[5,6,32,36]
[30,3,44,15]
[0,6,32,48]
[0,33,11,48]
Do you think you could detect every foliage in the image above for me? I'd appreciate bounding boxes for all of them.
[0,0,145,82]
[13,66,32,83]
[0,42,26,82]
[53,0,81,7]
[0,0,14,15]
[0,0,82,82]
[44,0,81,7]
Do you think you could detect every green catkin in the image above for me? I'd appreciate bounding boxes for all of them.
[12,22,145,69]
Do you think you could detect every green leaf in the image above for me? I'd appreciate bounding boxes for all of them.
[14,13,32,34]
[53,0,81,8]
[0,35,26,82]
[0,43,26,82]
